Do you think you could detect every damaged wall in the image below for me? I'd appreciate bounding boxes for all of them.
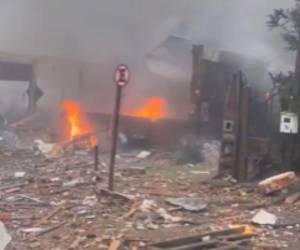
[34,58,190,120]
[35,59,81,112]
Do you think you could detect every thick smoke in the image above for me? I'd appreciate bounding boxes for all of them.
[0,0,295,68]
[0,0,296,118]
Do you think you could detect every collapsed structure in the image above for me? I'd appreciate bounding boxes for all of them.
[0,41,299,250]
[0,43,273,177]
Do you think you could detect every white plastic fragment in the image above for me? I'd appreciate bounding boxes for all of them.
[0,221,11,250]
[252,209,277,225]
[136,151,151,159]
[21,227,44,233]
[14,172,26,178]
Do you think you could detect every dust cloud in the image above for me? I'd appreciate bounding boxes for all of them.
[0,0,296,118]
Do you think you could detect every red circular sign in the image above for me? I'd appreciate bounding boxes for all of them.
[114,64,130,87]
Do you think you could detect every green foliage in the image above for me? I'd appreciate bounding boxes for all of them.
[283,33,299,50]
[268,1,300,112]
[268,2,300,51]
[269,72,297,111]
[267,9,289,29]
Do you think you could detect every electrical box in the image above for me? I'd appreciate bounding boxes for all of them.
[280,112,298,134]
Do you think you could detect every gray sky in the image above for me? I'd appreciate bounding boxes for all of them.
[0,0,295,71]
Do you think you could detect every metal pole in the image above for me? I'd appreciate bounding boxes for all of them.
[108,85,122,190]
[94,145,99,171]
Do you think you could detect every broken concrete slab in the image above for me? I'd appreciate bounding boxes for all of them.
[252,209,277,225]
[258,172,297,195]
[165,197,208,212]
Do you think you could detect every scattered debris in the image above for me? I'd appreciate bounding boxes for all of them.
[258,172,297,194]
[122,167,146,176]
[189,170,210,175]
[150,227,255,249]
[136,150,152,159]
[34,139,56,154]
[285,192,300,204]
[21,227,44,233]
[252,210,277,225]
[122,201,139,219]
[14,171,26,178]
[37,221,66,236]
[0,182,28,191]
[0,130,28,150]
[34,139,63,158]
[108,239,122,250]
[82,195,98,207]
[165,197,208,212]
[0,221,11,250]
[0,129,298,249]
[140,199,157,212]
[156,208,182,222]
[69,236,85,249]
[100,188,134,201]
[63,178,85,187]
[201,140,220,169]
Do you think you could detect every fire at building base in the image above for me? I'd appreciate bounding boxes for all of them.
[0,46,298,250]
[1,2,300,249]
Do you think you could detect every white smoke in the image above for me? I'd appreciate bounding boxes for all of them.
[0,0,295,69]
[0,0,296,119]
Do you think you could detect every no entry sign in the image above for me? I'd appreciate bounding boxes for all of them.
[114,64,130,87]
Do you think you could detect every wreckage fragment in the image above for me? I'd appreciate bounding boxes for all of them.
[165,197,207,212]
[285,192,300,204]
[251,209,277,225]
[150,227,255,249]
[34,139,64,158]
[122,167,147,176]
[0,221,11,250]
[258,172,297,194]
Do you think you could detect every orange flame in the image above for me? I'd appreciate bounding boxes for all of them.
[62,100,96,146]
[131,97,167,121]
[229,224,257,235]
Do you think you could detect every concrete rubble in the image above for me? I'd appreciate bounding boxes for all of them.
[258,171,297,194]
[0,128,299,249]
[252,209,277,225]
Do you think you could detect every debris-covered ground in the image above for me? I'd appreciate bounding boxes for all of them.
[0,129,300,250]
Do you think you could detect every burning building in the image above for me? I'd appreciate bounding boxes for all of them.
[0,38,270,149]
[189,44,270,137]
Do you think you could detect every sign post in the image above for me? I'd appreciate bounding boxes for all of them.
[109,64,130,190]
